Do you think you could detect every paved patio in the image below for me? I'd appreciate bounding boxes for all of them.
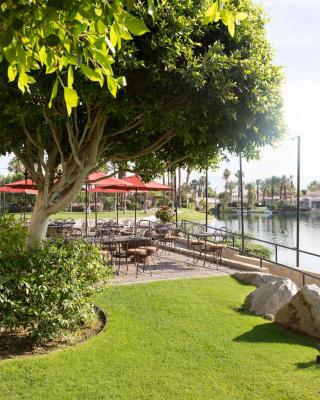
[111,250,233,285]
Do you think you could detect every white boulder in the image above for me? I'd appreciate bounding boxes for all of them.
[275,284,320,338]
[244,278,299,316]
[233,272,289,288]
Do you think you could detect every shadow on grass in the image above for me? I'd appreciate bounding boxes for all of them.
[233,322,317,349]
[295,360,319,369]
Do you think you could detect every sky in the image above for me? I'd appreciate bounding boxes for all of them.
[203,0,320,191]
[0,0,319,190]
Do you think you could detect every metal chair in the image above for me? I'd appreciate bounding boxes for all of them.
[109,240,129,276]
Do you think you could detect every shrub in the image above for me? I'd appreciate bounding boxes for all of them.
[155,206,175,223]
[0,217,111,343]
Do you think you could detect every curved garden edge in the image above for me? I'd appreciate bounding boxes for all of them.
[0,305,107,361]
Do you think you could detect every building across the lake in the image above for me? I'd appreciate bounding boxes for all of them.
[263,191,320,209]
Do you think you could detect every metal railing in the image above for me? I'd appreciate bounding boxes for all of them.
[180,219,320,287]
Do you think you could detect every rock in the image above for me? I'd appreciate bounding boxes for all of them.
[244,278,299,316]
[263,314,274,321]
[232,272,289,287]
[275,284,320,338]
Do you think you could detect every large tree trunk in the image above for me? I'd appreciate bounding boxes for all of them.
[26,193,50,247]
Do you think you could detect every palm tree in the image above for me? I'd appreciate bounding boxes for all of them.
[307,180,320,192]
[189,179,199,204]
[228,181,237,204]
[290,175,294,206]
[245,183,256,207]
[223,169,231,204]
[235,170,244,205]
[8,156,25,175]
[198,175,207,199]
[255,179,262,203]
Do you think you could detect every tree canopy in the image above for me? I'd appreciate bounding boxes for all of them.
[0,0,284,244]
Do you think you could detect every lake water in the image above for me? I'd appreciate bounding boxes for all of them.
[210,213,320,273]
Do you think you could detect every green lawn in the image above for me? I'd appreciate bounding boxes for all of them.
[0,277,318,400]
[12,207,211,222]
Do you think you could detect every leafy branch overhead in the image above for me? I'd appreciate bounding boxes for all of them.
[203,0,247,37]
[0,0,151,115]
[0,0,243,116]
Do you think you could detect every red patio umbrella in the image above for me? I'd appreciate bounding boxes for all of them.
[0,185,38,222]
[5,178,36,189]
[123,175,173,191]
[0,186,38,194]
[123,175,174,229]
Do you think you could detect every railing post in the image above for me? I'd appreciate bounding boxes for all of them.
[296,135,301,268]
[275,244,278,263]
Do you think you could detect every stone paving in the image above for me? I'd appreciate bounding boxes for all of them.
[111,249,233,285]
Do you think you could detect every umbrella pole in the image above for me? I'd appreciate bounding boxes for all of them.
[116,193,119,224]
[24,192,26,224]
[174,173,178,226]
[94,191,98,229]
[134,188,137,235]
[85,184,88,237]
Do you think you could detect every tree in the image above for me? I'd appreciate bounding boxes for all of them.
[245,182,256,207]
[0,0,284,246]
[228,180,237,203]
[255,179,261,203]
[307,180,320,192]
[8,156,25,175]
[223,169,231,203]
[235,170,244,205]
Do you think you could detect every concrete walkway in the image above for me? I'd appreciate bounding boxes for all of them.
[112,250,233,285]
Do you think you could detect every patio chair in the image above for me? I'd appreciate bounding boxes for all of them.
[189,225,207,263]
[109,240,129,276]
[140,239,163,271]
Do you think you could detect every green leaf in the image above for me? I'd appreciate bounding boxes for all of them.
[147,0,156,19]
[7,65,17,82]
[67,65,74,88]
[235,12,248,22]
[221,9,229,26]
[48,78,59,108]
[17,71,29,94]
[105,36,116,55]
[125,13,149,36]
[203,2,218,25]
[227,12,235,36]
[110,23,118,48]
[107,75,118,97]
[80,64,104,86]
[63,87,78,116]
[3,46,16,64]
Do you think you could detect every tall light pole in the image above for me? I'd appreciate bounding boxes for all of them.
[296,135,301,268]
[205,167,208,228]
[239,156,245,252]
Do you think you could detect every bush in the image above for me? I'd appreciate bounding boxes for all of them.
[0,217,111,343]
[155,206,175,223]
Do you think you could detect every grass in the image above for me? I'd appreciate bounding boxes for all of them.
[11,207,211,222]
[0,276,319,400]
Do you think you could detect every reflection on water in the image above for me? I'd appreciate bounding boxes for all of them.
[211,213,320,272]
